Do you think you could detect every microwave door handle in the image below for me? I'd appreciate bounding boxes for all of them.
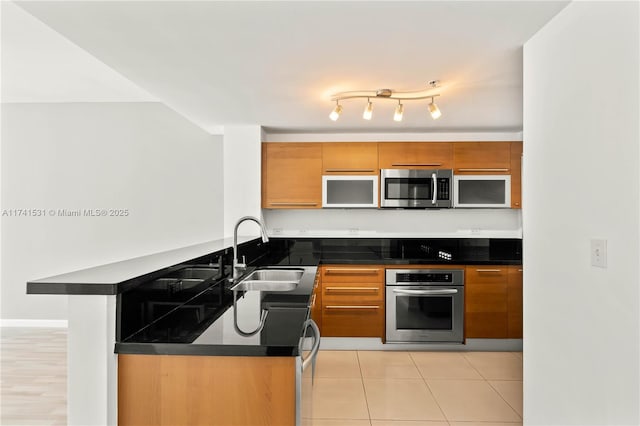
[392,288,458,295]
[431,172,437,205]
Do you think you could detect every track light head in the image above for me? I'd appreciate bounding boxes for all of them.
[329,102,343,121]
[363,99,373,120]
[393,101,404,122]
[428,97,441,120]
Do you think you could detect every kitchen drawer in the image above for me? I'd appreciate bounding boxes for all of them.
[322,304,384,337]
[465,266,509,284]
[321,266,384,283]
[322,283,383,304]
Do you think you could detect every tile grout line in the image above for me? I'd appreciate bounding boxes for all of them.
[408,351,450,424]
[485,379,523,420]
[355,350,374,426]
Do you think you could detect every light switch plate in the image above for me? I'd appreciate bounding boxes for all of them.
[591,239,607,268]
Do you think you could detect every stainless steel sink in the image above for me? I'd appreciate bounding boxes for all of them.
[166,267,219,280]
[231,268,304,292]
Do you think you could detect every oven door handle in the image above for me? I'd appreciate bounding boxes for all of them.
[392,288,458,295]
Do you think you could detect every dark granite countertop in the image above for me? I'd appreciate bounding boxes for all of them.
[28,235,521,357]
[115,266,317,357]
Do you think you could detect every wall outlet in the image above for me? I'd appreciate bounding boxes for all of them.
[591,239,607,268]
[348,228,359,235]
[272,228,283,235]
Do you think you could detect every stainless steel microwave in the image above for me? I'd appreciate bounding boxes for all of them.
[380,169,453,208]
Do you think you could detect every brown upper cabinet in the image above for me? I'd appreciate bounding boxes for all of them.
[262,143,322,209]
[322,142,378,175]
[378,142,453,169]
[510,142,523,209]
[453,142,512,174]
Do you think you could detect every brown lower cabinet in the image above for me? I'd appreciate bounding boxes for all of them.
[118,354,296,426]
[319,265,384,339]
[465,265,522,338]
[507,266,523,338]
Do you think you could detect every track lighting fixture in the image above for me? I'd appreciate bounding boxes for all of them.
[393,101,404,122]
[329,101,343,121]
[428,96,442,120]
[329,80,442,122]
[363,99,373,120]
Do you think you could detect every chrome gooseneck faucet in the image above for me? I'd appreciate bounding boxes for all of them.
[233,216,269,279]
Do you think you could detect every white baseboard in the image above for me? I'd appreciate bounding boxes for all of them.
[1,319,68,328]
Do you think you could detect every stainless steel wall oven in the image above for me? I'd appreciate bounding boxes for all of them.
[386,269,464,343]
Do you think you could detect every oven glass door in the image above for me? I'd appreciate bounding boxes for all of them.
[386,285,464,343]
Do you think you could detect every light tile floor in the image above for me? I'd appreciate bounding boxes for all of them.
[312,350,523,426]
[0,328,522,426]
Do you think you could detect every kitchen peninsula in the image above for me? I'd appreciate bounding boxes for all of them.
[27,235,522,425]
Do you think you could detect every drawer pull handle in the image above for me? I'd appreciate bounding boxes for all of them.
[457,168,509,172]
[325,268,380,274]
[325,305,379,310]
[310,293,317,308]
[270,202,318,206]
[325,286,379,292]
[325,168,375,173]
[476,269,502,272]
[391,163,442,167]
[518,269,523,272]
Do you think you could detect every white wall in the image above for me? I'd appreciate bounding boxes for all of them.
[523,2,639,425]
[1,102,223,321]
[223,125,262,238]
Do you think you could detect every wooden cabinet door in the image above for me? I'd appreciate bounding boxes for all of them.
[262,143,322,209]
[378,142,453,169]
[320,265,384,338]
[322,142,378,175]
[453,142,512,174]
[510,142,523,209]
[507,266,523,338]
[465,266,508,338]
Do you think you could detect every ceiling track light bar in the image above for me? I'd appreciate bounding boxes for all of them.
[331,92,440,102]
[329,81,443,121]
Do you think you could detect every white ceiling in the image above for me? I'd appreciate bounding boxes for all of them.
[1,1,156,103]
[8,1,569,133]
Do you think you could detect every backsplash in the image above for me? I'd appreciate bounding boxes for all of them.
[262,208,522,238]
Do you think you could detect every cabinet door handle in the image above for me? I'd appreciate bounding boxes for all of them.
[325,286,379,292]
[518,269,523,272]
[457,168,510,172]
[324,168,375,173]
[476,268,502,272]
[309,293,317,308]
[269,202,318,206]
[325,305,379,310]
[325,268,379,274]
[392,163,442,167]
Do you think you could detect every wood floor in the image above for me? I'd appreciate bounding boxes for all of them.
[1,327,67,425]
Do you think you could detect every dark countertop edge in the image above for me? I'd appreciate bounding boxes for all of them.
[114,342,299,357]
[26,239,257,296]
